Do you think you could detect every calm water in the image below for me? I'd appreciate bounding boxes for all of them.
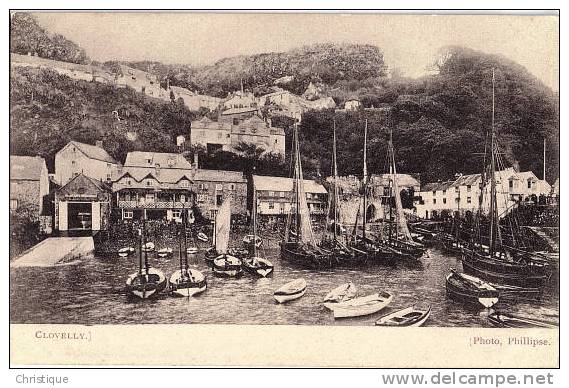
[10,246,559,326]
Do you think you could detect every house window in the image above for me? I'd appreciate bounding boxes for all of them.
[215,184,223,191]
[442,190,446,195]
[216,194,223,206]
[467,185,472,192]
[455,187,459,193]
[467,197,472,204]
[10,199,17,210]
[443,198,447,204]
[279,191,285,198]
[146,180,153,186]
[147,158,152,164]
[107,163,112,168]
[455,198,459,203]
[433,198,437,204]
[527,180,532,189]
[230,184,235,190]
[180,194,186,203]
[199,183,207,191]
[146,193,155,202]
[226,134,230,138]
[180,180,189,188]
[268,191,274,197]
[71,160,76,166]
[199,131,205,136]
[123,210,133,219]
[432,191,436,196]
[126,179,132,186]
[268,202,275,209]
[509,180,514,188]
[124,193,131,201]
[172,210,182,219]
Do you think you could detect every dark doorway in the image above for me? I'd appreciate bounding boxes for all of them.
[366,204,376,221]
[68,202,92,230]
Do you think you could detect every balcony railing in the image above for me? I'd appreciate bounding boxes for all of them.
[118,200,191,209]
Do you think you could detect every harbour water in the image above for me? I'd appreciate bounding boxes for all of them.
[10,247,559,326]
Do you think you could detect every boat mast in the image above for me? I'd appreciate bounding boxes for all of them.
[362,119,368,241]
[138,227,142,275]
[142,216,149,273]
[183,208,188,273]
[252,185,258,258]
[333,119,339,243]
[489,68,497,256]
[294,124,301,242]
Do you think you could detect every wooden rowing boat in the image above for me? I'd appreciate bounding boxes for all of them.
[375,306,431,327]
[169,269,207,297]
[274,278,307,303]
[243,256,274,277]
[488,312,558,328]
[323,282,357,309]
[445,270,499,308]
[329,291,393,318]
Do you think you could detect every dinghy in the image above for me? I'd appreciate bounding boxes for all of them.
[125,225,167,299]
[118,247,135,258]
[157,247,173,258]
[330,291,393,319]
[211,200,243,278]
[375,306,431,327]
[323,282,357,309]
[141,241,155,253]
[243,257,274,277]
[488,312,558,328]
[197,232,208,242]
[445,269,499,308]
[274,278,307,303]
[169,211,207,297]
[169,269,206,297]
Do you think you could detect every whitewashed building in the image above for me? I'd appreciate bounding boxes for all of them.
[55,141,120,186]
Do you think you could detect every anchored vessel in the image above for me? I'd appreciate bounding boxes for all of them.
[242,185,274,277]
[212,199,243,278]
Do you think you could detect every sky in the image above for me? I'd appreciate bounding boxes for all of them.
[33,12,559,90]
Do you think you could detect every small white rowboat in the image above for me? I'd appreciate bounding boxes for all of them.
[212,255,243,278]
[141,242,155,253]
[186,246,199,255]
[330,291,393,319]
[157,247,173,258]
[274,278,307,303]
[125,267,167,299]
[323,282,357,309]
[375,306,431,327]
[197,232,208,242]
[118,247,135,257]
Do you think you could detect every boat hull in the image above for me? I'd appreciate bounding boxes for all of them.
[375,306,431,327]
[126,267,167,299]
[445,272,499,308]
[243,257,274,277]
[461,256,547,288]
[274,278,307,303]
[488,312,558,328]
[169,269,207,297]
[212,255,243,278]
[331,292,393,318]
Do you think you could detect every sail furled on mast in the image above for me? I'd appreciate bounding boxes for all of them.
[215,199,231,254]
[389,133,413,242]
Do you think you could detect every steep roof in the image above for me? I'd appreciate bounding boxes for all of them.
[124,151,192,169]
[253,175,327,194]
[450,173,481,188]
[65,141,118,164]
[58,173,111,196]
[192,117,232,130]
[112,166,193,189]
[10,155,46,181]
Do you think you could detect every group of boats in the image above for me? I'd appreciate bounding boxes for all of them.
[274,280,430,326]
[281,120,427,270]
[440,70,556,328]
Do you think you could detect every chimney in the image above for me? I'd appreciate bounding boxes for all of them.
[95,140,103,148]
[193,153,199,170]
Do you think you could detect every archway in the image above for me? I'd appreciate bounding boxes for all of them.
[366,204,376,221]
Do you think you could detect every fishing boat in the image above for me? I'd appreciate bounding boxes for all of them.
[488,312,558,328]
[118,247,135,258]
[445,269,498,308]
[169,212,207,297]
[318,120,356,266]
[141,241,155,253]
[322,282,357,309]
[375,306,431,327]
[186,246,199,255]
[329,291,393,319]
[490,283,542,301]
[157,247,173,258]
[242,186,274,277]
[280,124,333,269]
[212,199,243,278]
[125,224,167,299]
[461,70,550,288]
[274,278,307,303]
[197,232,208,242]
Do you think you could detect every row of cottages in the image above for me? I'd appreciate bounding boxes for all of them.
[258,88,336,122]
[414,168,552,220]
[115,65,167,99]
[252,175,328,221]
[326,173,421,224]
[169,86,222,111]
[190,115,286,156]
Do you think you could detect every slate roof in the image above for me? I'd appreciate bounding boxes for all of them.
[67,141,118,164]
[124,151,192,169]
[10,155,46,181]
[193,169,246,183]
[253,175,327,194]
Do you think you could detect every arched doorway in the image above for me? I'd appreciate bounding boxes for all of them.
[366,204,376,221]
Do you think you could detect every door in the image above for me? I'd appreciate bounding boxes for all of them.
[59,201,68,231]
[91,202,101,231]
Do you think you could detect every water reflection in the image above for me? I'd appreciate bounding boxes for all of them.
[10,248,558,327]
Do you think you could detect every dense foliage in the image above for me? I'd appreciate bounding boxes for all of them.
[10,12,88,64]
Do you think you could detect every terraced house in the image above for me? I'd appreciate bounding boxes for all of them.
[10,155,50,221]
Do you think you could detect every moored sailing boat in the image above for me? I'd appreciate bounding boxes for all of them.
[461,69,549,288]
[125,221,167,299]
[212,199,243,278]
[243,185,274,277]
[280,123,333,269]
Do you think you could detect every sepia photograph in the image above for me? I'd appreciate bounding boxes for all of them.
[8,10,559,368]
